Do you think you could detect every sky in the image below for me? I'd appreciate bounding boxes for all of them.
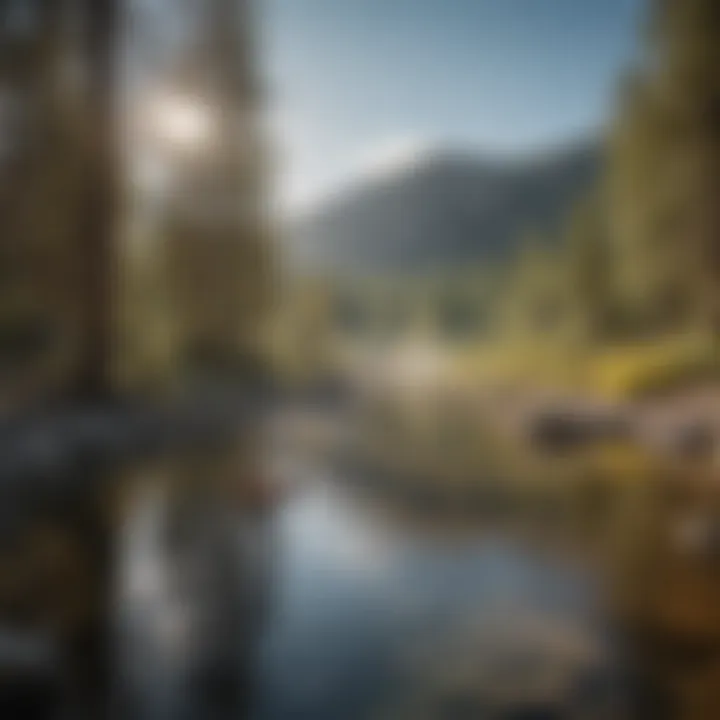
[262,0,648,213]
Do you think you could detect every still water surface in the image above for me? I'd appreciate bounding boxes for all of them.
[253,473,629,720]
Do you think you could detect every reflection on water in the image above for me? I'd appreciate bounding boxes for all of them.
[120,436,720,719]
[253,473,628,720]
[118,475,275,720]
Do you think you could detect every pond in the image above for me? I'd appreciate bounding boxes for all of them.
[122,434,720,719]
[253,471,633,720]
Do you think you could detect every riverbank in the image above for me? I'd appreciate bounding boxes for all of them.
[477,382,720,461]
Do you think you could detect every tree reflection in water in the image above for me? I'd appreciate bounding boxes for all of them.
[250,427,720,720]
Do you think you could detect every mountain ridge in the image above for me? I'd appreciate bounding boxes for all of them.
[287,139,601,275]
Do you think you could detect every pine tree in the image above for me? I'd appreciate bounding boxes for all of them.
[564,192,616,342]
[609,0,720,336]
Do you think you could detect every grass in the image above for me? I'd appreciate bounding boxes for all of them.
[588,335,718,399]
[452,333,719,401]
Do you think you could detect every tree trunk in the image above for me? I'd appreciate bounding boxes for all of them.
[74,0,120,398]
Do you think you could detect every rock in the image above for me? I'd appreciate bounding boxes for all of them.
[528,411,630,454]
[671,422,716,460]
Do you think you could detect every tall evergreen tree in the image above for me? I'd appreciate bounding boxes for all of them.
[564,192,616,342]
[609,0,720,336]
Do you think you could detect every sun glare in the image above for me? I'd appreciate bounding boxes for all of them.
[152,95,215,149]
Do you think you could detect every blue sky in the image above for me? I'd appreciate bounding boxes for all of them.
[262,0,647,212]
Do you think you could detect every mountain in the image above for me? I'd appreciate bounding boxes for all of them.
[286,140,601,275]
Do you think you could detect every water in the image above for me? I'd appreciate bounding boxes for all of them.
[253,473,628,720]
[120,443,720,719]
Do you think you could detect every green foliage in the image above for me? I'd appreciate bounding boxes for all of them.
[270,277,338,384]
[608,0,720,336]
[563,192,619,342]
[590,335,718,399]
[492,0,720,392]
[499,233,577,344]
